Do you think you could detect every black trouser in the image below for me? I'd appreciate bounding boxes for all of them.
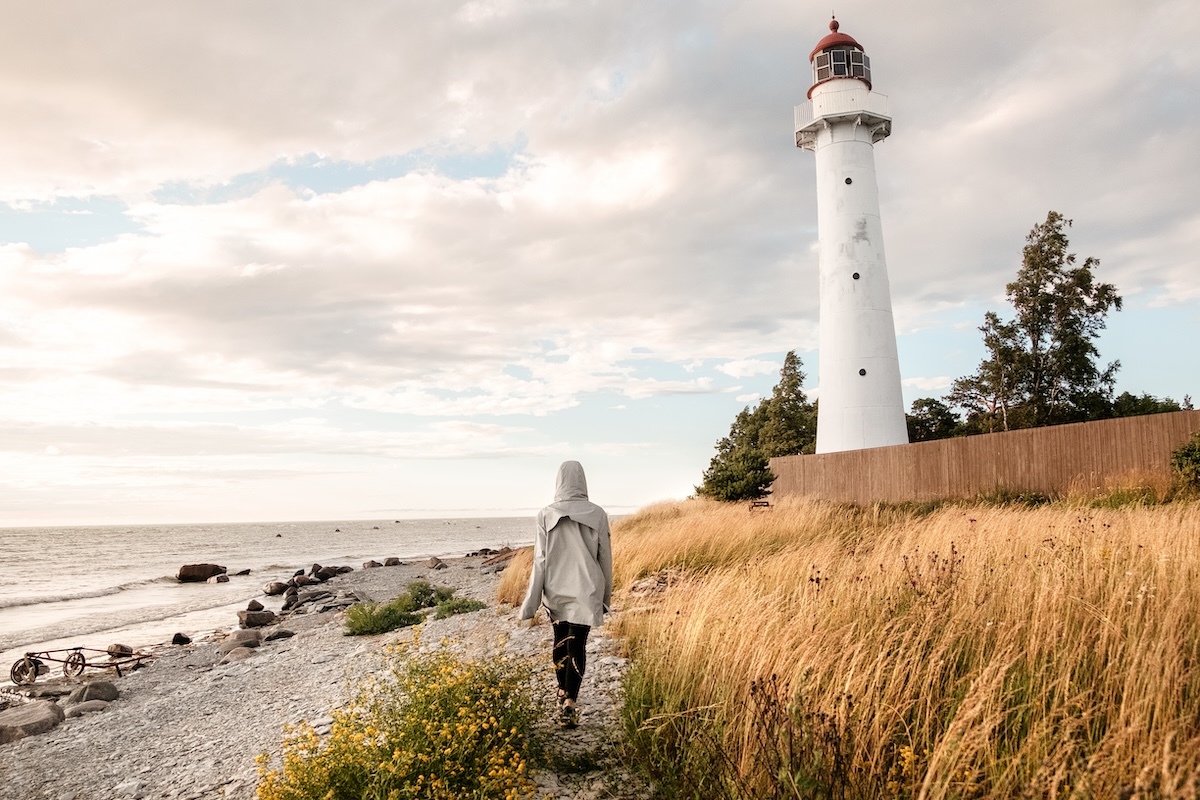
[552,622,590,701]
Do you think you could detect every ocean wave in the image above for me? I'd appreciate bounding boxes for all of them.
[0,574,208,611]
[0,588,266,656]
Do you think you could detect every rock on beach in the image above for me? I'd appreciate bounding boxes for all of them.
[1,552,649,799]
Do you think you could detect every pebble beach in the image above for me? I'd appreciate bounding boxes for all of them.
[0,554,650,800]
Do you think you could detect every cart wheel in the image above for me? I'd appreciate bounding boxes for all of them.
[10,657,39,685]
[63,651,87,677]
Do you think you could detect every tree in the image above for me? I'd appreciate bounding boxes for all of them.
[696,445,775,503]
[758,351,818,457]
[906,397,961,442]
[697,351,816,501]
[1110,391,1183,418]
[949,211,1122,430]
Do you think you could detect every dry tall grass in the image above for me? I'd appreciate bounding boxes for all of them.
[612,497,1200,798]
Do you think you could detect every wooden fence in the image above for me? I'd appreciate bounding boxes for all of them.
[769,410,1200,505]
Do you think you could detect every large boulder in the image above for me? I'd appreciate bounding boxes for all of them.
[383,557,402,566]
[0,700,65,744]
[238,609,277,628]
[177,564,227,583]
[262,581,289,596]
[67,681,119,704]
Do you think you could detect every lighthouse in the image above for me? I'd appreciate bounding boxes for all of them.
[795,18,908,454]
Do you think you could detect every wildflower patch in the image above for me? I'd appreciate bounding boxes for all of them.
[257,636,542,800]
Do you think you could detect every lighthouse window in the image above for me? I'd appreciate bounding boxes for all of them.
[814,49,871,83]
[831,49,848,76]
[814,52,831,82]
[850,51,871,82]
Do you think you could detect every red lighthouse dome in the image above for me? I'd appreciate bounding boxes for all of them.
[807,18,872,98]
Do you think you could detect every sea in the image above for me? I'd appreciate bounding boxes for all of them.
[0,516,534,685]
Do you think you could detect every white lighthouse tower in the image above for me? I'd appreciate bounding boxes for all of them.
[796,18,908,454]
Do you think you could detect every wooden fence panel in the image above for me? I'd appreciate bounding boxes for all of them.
[769,410,1200,505]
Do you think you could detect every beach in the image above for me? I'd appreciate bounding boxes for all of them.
[0,517,535,672]
[0,554,649,800]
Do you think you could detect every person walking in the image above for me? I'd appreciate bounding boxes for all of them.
[519,460,613,728]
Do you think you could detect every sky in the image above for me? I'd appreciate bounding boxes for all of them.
[1,0,1198,526]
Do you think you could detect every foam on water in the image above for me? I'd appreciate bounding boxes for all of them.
[0,516,532,683]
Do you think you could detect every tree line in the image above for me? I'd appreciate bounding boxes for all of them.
[699,211,1192,501]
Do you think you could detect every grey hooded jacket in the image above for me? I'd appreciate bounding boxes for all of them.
[519,461,613,627]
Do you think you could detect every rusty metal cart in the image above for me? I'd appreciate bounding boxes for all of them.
[9,647,151,685]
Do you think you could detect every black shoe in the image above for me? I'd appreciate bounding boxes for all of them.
[559,704,579,729]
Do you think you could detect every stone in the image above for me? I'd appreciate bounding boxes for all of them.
[113,778,145,798]
[0,699,65,744]
[481,548,519,568]
[426,556,447,570]
[219,638,259,654]
[481,562,508,575]
[229,628,263,644]
[219,647,257,664]
[315,566,339,581]
[171,632,192,645]
[262,581,289,596]
[206,574,230,583]
[233,568,251,576]
[384,557,401,566]
[292,575,315,586]
[176,564,227,582]
[67,681,120,704]
[65,700,110,718]
[363,560,382,569]
[246,599,264,612]
[264,629,295,641]
[108,643,134,657]
[238,609,277,628]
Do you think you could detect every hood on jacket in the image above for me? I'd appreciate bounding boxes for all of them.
[544,460,606,531]
[554,460,589,502]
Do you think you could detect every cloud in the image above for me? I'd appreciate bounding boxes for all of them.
[718,358,779,378]
[1,0,1197,523]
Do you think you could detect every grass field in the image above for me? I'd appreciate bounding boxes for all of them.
[500,495,1200,798]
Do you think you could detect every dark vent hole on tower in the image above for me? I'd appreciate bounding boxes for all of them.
[852,272,860,280]
[858,369,867,376]
[844,177,853,185]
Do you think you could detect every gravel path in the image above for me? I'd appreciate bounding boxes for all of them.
[0,556,651,800]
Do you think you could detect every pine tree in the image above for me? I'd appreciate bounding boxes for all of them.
[697,351,816,501]
[949,211,1122,431]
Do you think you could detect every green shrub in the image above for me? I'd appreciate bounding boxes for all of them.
[257,636,542,800]
[344,602,422,636]
[434,597,487,619]
[1172,431,1200,493]
[407,580,455,608]
[344,581,471,636]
